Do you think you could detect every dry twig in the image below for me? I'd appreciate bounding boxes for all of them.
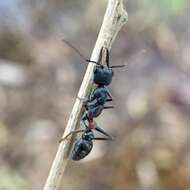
[43,0,128,190]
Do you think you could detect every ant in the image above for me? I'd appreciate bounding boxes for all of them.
[61,39,125,160]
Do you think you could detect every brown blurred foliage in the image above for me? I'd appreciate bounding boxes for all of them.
[0,0,190,190]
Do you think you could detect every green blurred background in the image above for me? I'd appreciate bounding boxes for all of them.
[0,0,190,189]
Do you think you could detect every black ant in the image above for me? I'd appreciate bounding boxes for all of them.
[61,39,125,160]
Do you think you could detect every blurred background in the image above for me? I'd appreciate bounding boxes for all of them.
[0,0,190,189]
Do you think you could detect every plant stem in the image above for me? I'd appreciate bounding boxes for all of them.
[43,1,128,190]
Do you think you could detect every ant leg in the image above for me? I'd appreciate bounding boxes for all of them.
[59,129,85,143]
[110,65,126,68]
[105,87,113,101]
[93,137,113,141]
[94,126,113,140]
[103,106,114,109]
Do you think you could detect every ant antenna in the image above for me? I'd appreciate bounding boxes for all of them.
[62,38,101,66]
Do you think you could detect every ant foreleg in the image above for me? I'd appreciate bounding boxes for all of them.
[110,64,126,68]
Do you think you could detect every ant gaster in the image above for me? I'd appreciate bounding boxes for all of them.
[59,121,112,161]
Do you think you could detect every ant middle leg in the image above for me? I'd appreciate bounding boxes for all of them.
[103,105,114,109]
